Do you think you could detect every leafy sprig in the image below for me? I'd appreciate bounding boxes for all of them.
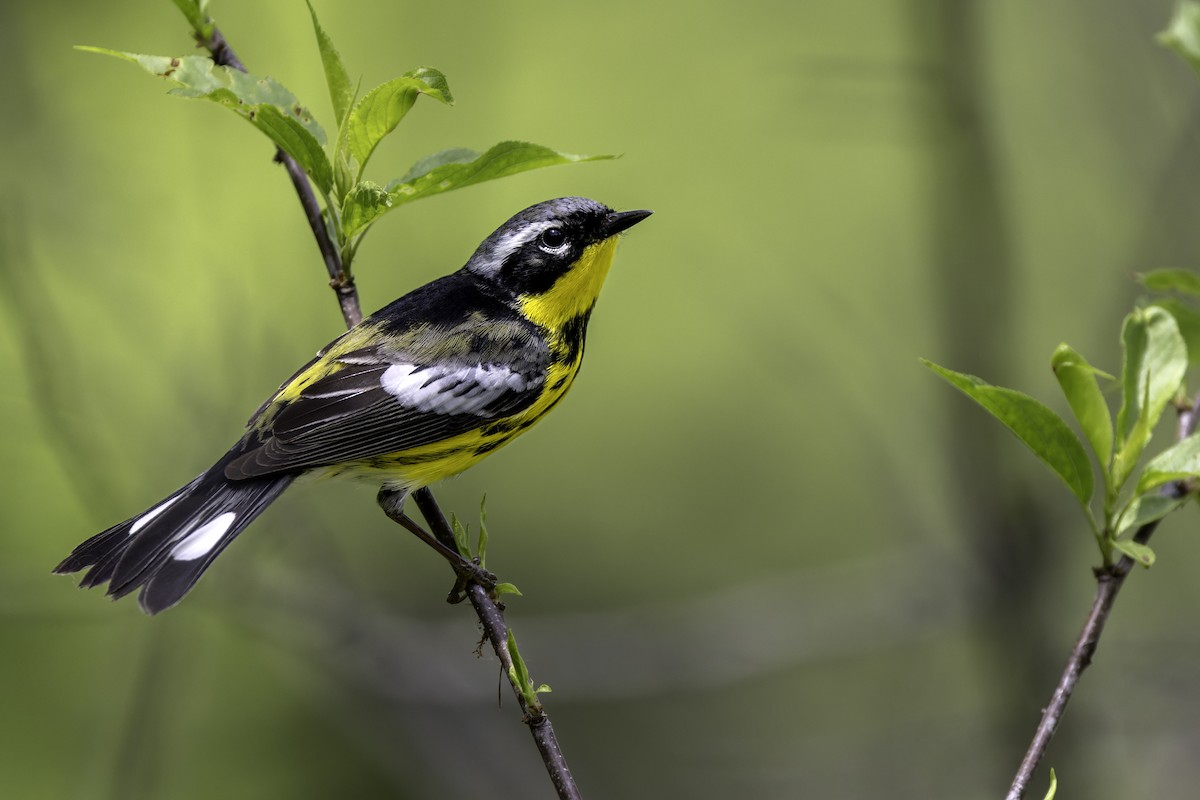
[85,0,613,276]
[452,496,522,599]
[923,300,1192,568]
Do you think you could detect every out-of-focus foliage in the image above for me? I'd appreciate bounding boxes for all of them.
[4,1,1200,798]
[928,295,1199,573]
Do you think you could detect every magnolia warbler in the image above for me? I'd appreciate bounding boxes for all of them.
[55,196,651,614]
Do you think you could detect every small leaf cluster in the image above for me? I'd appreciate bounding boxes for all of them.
[507,629,552,713]
[89,0,612,274]
[921,9,1200,573]
[451,499,547,708]
[452,496,521,599]
[923,298,1196,569]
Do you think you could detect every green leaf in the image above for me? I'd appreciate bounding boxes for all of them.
[922,360,1094,506]
[477,494,489,567]
[1042,768,1057,800]
[1051,344,1114,468]
[1154,298,1200,365]
[1113,492,1188,537]
[1112,381,1153,495]
[306,0,353,125]
[1160,1,1200,79]
[171,0,213,39]
[505,629,542,709]
[251,106,333,194]
[1116,311,1148,444]
[80,48,332,193]
[342,181,391,237]
[1136,433,1200,493]
[1112,538,1156,568]
[1139,268,1200,298]
[343,68,453,175]
[387,141,614,209]
[450,512,470,558]
[1115,306,1187,448]
[494,582,523,597]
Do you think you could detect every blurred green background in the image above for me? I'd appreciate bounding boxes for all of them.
[5,1,1200,798]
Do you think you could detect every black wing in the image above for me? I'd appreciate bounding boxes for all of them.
[225,312,549,479]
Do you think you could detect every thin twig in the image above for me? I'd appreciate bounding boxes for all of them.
[413,489,582,800]
[1006,396,1200,799]
[188,11,579,797]
[201,23,361,327]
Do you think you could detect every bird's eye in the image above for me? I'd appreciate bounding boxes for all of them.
[539,227,568,251]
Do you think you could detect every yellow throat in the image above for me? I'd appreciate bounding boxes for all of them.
[516,236,620,330]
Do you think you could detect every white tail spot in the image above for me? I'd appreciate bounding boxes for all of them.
[129,495,183,535]
[170,512,237,561]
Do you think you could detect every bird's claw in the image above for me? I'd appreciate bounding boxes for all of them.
[446,555,496,604]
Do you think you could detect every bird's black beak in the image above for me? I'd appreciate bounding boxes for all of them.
[603,209,653,237]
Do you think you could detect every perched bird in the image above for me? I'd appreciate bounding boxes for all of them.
[55,196,651,614]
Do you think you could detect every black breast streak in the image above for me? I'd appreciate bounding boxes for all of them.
[553,310,592,365]
[478,310,592,438]
[472,439,507,457]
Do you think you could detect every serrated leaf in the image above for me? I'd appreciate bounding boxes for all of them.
[1160,1,1200,79]
[1112,538,1156,567]
[1139,268,1200,297]
[342,181,391,237]
[1154,298,1200,365]
[306,0,353,125]
[1051,343,1114,468]
[251,106,333,193]
[387,141,614,210]
[80,48,332,193]
[922,360,1094,506]
[1115,306,1187,448]
[1136,433,1200,493]
[1113,492,1188,537]
[343,68,453,175]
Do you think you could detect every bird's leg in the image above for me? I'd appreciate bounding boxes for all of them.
[376,487,496,603]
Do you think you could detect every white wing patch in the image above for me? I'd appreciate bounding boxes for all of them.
[170,512,237,561]
[380,362,533,415]
[129,494,182,535]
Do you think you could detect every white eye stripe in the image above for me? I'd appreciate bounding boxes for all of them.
[475,220,567,275]
[380,362,536,415]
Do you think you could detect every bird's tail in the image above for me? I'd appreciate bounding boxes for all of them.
[54,452,295,614]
